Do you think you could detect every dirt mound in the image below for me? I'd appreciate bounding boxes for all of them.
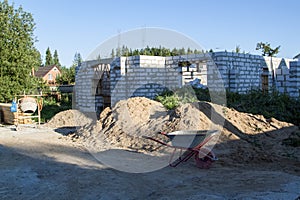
[47,97,299,166]
[76,97,172,153]
[75,98,223,152]
[74,97,298,165]
[44,109,93,128]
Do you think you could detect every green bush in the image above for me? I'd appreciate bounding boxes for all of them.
[155,92,180,110]
[155,87,198,110]
[155,87,300,126]
[226,90,300,125]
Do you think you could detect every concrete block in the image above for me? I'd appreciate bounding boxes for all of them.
[230,83,238,88]
[276,75,284,81]
[244,54,250,59]
[287,87,296,93]
[222,57,229,61]
[290,93,299,98]
[275,69,282,75]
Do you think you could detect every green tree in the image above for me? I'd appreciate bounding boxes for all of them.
[111,49,115,58]
[235,45,241,53]
[121,45,129,56]
[117,46,203,57]
[256,42,280,90]
[171,48,179,56]
[73,52,82,67]
[256,42,280,57]
[0,0,44,102]
[194,49,203,54]
[178,47,186,55]
[56,53,81,85]
[56,66,75,85]
[116,47,121,57]
[96,54,101,61]
[53,49,61,66]
[45,47,53,66]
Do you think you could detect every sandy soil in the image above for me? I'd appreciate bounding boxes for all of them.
[1,97,300,199]
[0,126,299,200]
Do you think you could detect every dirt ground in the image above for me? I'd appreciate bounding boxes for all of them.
[1,98,300,199]
[0,126,299,200]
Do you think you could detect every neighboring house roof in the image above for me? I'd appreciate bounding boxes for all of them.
[35,65,60,78]
[293,53,300,60]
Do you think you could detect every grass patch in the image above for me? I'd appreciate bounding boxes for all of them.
[38,94,73,123]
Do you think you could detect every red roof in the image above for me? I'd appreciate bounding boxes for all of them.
[35,65,61,77]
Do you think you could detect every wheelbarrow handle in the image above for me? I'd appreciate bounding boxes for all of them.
[142,135,170,146]
[157,131,167,135]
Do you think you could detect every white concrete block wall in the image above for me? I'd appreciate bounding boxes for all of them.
[110,56,179,106]
[75,52,300,114]
[211,52,264,93]
[289,61,300,97]
[75,59,112,113]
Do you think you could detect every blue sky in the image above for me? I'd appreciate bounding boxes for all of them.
[9,0,300,67]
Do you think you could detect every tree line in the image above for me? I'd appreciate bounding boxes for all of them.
[110,45,206,58]
[44,47,61,66]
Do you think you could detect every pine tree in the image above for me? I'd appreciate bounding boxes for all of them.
[179,48,186,55]
[45,47,53,66]
[116,47,121,57]
[193,49,203,54]
[53,50,61,66]
[97,54,101,61]
[111,49,115,58]
[73,52,82,67]
[171,48,179,56]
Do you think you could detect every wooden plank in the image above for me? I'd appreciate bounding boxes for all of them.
[0,103,34,125]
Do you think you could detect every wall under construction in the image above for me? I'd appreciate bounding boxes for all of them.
[75,52,299,114]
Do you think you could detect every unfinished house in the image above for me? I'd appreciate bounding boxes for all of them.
[75,52,300,114]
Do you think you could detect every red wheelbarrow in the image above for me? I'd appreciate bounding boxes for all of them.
[143,130,219,168]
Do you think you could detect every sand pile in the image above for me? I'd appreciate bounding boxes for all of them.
[44,109,93,128]
[47,97,299,165]
[75,97,220,153]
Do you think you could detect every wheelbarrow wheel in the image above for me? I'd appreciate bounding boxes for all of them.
[194,148,215,169]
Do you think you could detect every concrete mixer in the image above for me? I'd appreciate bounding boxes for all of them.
[14,94,43,131]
